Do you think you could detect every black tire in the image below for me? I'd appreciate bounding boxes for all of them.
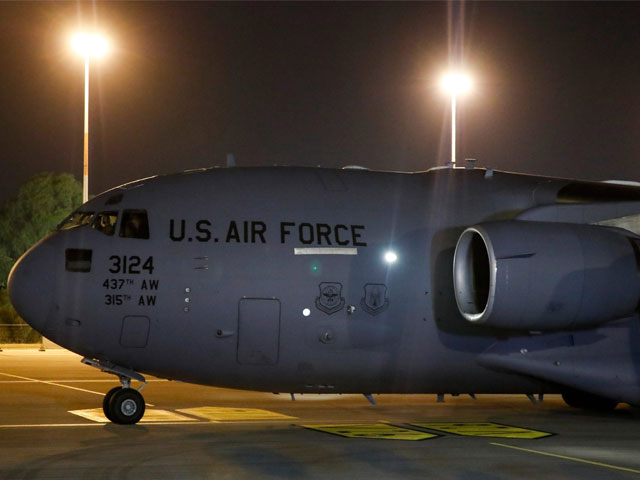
[109,388,146,424]
[562,390,618,411]
[102,386,122,422]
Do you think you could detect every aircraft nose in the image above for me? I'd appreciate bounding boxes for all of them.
[8,240,56,335]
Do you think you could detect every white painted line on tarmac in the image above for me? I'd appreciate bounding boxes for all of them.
[0,379,168,383]
[0,372,106,396]
[50,379,168,383]
[492,443,640,475]
[0,423,107,428]
[0,421,224,429]
[0,372,155,407]
[0,350,77,355]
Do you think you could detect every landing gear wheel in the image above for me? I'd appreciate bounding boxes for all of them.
[108,388,146,424]
[102,386,122,422]
[562,390,618,411]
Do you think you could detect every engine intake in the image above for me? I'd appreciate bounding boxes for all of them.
[453,221,640,330]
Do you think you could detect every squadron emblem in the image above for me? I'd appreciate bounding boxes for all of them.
[315,282,345,315]
[360,283,389,316]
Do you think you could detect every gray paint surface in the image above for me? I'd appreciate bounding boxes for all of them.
[7,166,640,408]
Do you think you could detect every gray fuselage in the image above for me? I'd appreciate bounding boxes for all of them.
[11,166,638,398]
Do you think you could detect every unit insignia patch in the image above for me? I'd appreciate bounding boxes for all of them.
[360,283,389,315]
[315,282,345,314]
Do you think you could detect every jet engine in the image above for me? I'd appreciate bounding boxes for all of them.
[453,221,640,330]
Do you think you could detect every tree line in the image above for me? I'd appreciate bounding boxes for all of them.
[0,173,81,342]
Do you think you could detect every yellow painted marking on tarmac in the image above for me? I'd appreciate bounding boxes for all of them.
[178,407,296,422]
[492,443,640,475]
[69,408,198,423]
[413,422,552,439]
[303,424,438,441]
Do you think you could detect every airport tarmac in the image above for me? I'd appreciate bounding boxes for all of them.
[1,347,639,479]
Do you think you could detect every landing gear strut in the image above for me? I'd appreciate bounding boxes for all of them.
[82,358,147,424]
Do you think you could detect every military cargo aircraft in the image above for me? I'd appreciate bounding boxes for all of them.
[8,164,640,424]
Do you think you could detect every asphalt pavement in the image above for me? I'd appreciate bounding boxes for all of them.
[1,347,640,479]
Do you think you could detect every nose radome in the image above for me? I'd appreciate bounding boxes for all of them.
[8,241,55,335]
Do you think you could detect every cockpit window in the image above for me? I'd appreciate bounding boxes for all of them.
[120,209,150,239]
[92,211,118,236]
[65,248,92,272]
[58,212,94,231]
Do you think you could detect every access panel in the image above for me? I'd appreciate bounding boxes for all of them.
[237,298,281,365]
[120,316,150,348]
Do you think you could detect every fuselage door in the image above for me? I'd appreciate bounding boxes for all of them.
[237,298,281,365]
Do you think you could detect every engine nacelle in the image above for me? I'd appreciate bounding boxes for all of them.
[453,221,640,330]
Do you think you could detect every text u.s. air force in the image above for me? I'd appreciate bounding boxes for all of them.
[169,219,367,247]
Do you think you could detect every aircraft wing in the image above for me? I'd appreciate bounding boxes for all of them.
[517,201,640,236]
[477,320,640,404]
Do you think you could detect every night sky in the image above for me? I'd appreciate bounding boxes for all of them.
[2,2,640,205]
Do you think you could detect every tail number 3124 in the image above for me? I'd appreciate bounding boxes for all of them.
[108,255,154,275]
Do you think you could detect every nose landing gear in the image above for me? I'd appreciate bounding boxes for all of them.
[103,385,146,424]
[82,358,147,424]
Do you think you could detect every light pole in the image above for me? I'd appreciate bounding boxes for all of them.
[441,72,471,167]
[71,33,109,203]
